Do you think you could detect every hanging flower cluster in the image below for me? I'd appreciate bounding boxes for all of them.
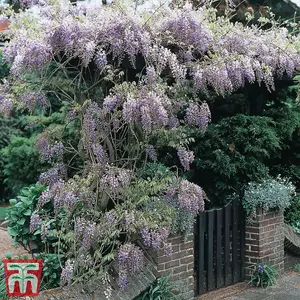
[3,0,298,96]
[117,243,144,289]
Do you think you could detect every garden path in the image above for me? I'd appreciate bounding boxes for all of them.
[197,272,300,300]
[0,227,28,259]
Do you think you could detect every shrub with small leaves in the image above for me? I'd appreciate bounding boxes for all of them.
[3,184,47,251]
[249,263,277,288]
[243,176,295,220]
[36,253,63,290]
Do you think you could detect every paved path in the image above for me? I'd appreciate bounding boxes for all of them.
[197,272,300,300]
[0,227,28,259]
[229,272,300,300]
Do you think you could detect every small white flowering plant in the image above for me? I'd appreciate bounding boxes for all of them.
[243,176,295,221]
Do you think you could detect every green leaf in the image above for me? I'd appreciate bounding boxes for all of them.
[23,209,32,216]
[7,227,17,236]
[17,218,26,225]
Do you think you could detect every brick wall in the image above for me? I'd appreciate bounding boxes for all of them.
[150,234,195,300]
[245,209,284,278]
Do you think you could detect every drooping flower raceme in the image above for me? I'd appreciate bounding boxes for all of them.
[178,179,206,213]
[184,102,211,130]
[117,243,144,289]
[60,259,74,285]
[177,147,195,171]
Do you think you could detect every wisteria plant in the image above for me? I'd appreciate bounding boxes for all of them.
[0,0,299,295]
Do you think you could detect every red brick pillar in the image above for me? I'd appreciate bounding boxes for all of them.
[151,234,195,300]
[245,209,284,278]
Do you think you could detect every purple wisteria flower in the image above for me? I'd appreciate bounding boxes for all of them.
[140,227,170,250]
[177,147,195,171]
[75,218,99,250]
[60,260,74,285]
[20,91,50,112]
[29,212,41,233]
[162,9,213,53]
[36,133,64,161]
[146,145,157,161]
[41,222,49,242]
[82,102,101,145]
[66,109,77,122]
[0,94,13,117]
[100,168,131,195]
[178,179,205,213]
[184,102,211,130]
[39,164,67,187]
[122,91,169,133]
[117,243,144,289]
[95,50,107,69]
[103,94,122,111]
[92,143,108,164]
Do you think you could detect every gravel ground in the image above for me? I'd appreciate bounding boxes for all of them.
[0,228,28,260]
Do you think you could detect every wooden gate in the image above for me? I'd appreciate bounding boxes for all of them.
[195,199,246,295]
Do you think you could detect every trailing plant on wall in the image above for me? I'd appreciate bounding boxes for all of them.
[242,176,295,221]
[0,0,299,293]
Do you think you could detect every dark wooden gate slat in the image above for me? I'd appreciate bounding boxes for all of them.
[240,202,246,280]
[207,210,215,291]
[198,212,206,295]
[216,209,223,288]
[224,202,232,286]
[196,200,246,296]
[232,199,239,283]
